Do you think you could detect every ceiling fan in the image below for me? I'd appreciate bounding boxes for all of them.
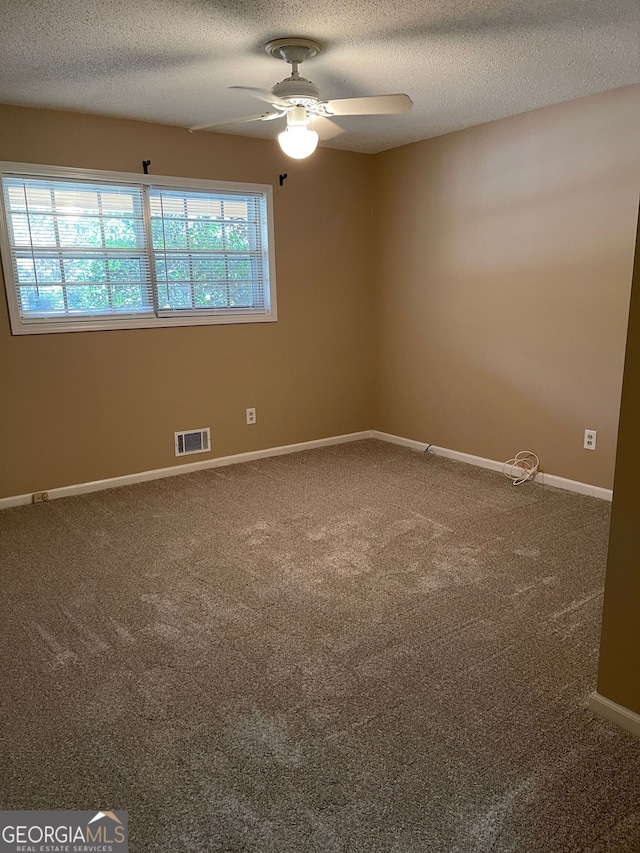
[190,38,413,159]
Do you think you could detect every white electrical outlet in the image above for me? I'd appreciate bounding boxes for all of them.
[246,407,256,425]
[584,429,597,450]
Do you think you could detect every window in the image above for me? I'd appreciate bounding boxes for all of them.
[0,163,276,334]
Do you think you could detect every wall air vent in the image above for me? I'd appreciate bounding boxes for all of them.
[174,427,211,457]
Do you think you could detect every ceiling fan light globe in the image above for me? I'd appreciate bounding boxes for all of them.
[278,125,319,159]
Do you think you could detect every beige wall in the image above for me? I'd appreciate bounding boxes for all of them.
[372,85,640,488]
[597,210,640,715]
[0,105,374,498]
[1,87,639,499]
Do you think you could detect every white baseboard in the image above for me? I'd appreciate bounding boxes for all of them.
[0,431,373,510]
[0,428,613,509]
[370,431,613,501]
[589,692,640,740]
[369,431,428,453]
[534,471,612,501]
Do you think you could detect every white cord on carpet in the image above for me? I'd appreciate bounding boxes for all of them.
[503,451,539,486]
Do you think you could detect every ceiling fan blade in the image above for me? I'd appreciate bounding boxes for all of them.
[322,94,413,116]
[229,86,290,108]
[189,112,281,132]
[308,115,345,140]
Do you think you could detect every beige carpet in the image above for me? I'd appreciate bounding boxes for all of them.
[1,439,639,852]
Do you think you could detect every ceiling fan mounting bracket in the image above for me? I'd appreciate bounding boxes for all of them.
[265,38,322,65]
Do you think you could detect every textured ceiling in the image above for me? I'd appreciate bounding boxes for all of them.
[0,0,638,153]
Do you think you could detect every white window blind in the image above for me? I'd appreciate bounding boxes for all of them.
[2,177,152,321]
[150,187,269,315]
[0,164,276,335]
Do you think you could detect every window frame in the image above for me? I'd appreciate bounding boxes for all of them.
[0,162,277,335]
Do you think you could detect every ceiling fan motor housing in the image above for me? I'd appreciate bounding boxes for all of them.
[271,76,320,106]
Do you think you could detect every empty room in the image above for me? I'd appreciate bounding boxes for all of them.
[1,1,639,851]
